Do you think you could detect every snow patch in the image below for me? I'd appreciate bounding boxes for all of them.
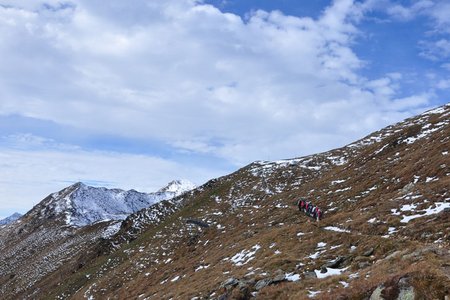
[230,245,261,266]
[101,221,122,238]
[285,273,300,282]
[400,202,450,223]
[314,267,348,279]
[308,290,322,298]
[317,242,327,248]
[324,226,350,233]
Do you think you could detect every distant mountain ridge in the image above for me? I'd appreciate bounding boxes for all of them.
[41,180,196,227]
[0,213,22,226]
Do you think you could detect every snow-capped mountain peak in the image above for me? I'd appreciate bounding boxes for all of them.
[38,180,196,228]
[0,212,22,226]
[156,179,196,196]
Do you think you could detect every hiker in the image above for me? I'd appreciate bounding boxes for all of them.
[308,203,314,216]
[317,208,323,221]
[296,199,305,211]
[313,206,319,219]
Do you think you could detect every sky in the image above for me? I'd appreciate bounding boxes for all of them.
[0,0,449,219]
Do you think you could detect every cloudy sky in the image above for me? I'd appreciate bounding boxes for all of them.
[0,0,449,218]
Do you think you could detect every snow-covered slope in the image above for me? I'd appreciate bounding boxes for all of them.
[44,180,195,227]
[156,179,197,196]
[0,212,22,226]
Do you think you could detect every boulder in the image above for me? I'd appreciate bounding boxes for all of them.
[398,277,415,300]
[358,261,371,269]
[402,183,414,194]
[255,278,272,290]
[322,256,346,269]
[385,250,403,260]
[363,248,375,257]
[369,285,384,300]
[272,269,286,283]
[221,277,239,290]
[354,256,370,263]
[368,276,415,300]
[303,271,317,279]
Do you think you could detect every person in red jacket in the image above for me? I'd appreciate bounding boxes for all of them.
[297,199,306,211]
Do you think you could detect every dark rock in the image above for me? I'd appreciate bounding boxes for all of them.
[243,230,256,238]
[221,277,239,290]
[322,256,346,269]
[255,278,272,290]
[358,261,371,269]
[320,266,328,274]
[242,278,256,286]
[187,234,200,246]
[363,248,375,257]
[237,281,249,290]
[303,271,317,279]
[272,269,285,283]
[186,219,209,228]
[218,293,228,300]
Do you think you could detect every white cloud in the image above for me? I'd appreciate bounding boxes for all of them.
[427,1,450,32]
[436,79,450,89]
[0,0,429,165]
[388,94,432,111]
[384,0,434,21]
[420,38,450,61]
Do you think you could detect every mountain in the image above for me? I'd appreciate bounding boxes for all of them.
[0,180,195,298]
[37,181,195,227]
[0,213,22,226]
[1,104,449,299]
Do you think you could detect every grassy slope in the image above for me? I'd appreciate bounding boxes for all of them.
[15,105,450,299]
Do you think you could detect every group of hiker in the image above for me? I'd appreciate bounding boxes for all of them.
[296,199,323,221]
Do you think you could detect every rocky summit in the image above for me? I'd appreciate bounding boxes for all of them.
[0,104,449,299]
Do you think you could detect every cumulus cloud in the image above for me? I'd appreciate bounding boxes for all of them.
[384,0,434,21]
[420,38,450,61]
[0,0,429,163]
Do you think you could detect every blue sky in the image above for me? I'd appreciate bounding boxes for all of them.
[0,0,449,219]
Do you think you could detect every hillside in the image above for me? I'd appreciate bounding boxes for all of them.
[1,104,449,299]
[0,180,195,298]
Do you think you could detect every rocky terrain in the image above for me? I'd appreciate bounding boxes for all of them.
[0,180,195,298]
[0,104,449,299]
